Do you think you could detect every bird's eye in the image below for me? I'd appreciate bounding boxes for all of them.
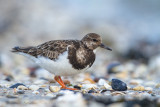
[92,39,98,42]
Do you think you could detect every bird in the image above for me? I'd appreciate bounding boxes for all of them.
[11,33,112,90]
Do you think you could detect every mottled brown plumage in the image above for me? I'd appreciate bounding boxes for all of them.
[12,33,112,70]
[12,33,112,90]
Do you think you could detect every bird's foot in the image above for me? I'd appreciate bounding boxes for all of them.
[54,76,79,91]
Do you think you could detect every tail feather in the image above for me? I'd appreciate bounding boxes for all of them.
[11,46,34,53]
[11,46,38,57]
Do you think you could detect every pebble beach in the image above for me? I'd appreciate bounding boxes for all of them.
[0,0,160,107]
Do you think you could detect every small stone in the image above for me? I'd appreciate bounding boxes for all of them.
[49,86,60,92]
[133,86,145,91]
[9,83,26,88]
[17,90,25,94]
[40,85,47,88]
[17,85,28,90]
[5,75,14,81]
[82,84,97,89]
[98,79,107,85]
[104,83,112,90]
[32,90,39,94]
[88,89,96,93]
[74,85,81,90]
[111,79,127,91]
[29,85,40,91]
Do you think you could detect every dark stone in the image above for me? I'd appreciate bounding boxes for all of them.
[17,90,25,94]
[88,89,96,93]
[111,79,127,91]
[5,75,14,81]
[9,83,26,88]
[74,85,81,90]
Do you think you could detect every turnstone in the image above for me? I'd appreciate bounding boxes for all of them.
[12,33,112,90]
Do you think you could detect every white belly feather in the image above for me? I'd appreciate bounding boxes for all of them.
[19,51,89,76]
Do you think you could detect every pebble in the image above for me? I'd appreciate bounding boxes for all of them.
[88,89,96,93]
[9,83,26,88]
[74,85,81,90]
[49,86,60,92]
[29,85,40,91]
[104,83,112,90]
[17,85,28,90]
[32,90,40,94]
[133,86,145,91]
[5,75,14,81]
[82,84,97,89]
[111,79,127,91]
[17,90,25,94]
[98,79,107,85]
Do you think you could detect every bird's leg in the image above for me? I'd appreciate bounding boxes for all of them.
[58,76,65,86]
[54,76,66,87]
[54,76,78,90]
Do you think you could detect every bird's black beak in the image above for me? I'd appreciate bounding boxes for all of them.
[100,43,112,51]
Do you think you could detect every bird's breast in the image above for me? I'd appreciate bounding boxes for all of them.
[68,48,95,70]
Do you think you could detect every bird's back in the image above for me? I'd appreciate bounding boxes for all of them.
[12,40,80,60]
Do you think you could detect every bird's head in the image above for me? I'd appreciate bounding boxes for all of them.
[81,33,112,51]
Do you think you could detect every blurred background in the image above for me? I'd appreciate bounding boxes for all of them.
[0,0,160,80]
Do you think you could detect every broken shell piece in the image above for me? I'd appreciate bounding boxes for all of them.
[49,86,60,92]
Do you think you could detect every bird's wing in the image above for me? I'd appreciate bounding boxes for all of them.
[36,40,70,60]
[12,40,76,60]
